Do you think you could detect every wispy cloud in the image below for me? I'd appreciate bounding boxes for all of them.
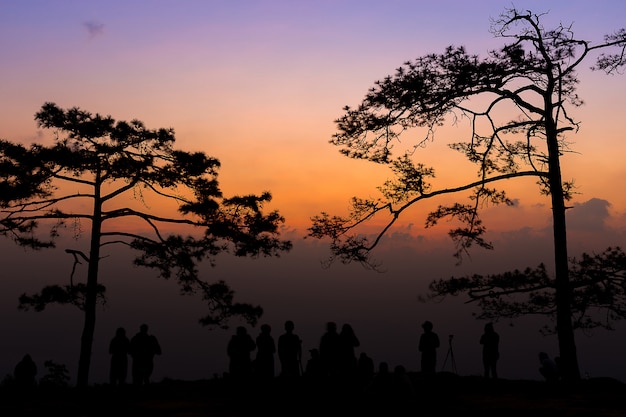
[83,20,105,39]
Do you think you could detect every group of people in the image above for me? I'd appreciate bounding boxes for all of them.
[227,320,368,384]
[227,319,503,386]
[222,319,513,399]
[122,320,565,387]
[108,324,162,386]
[13,319,563,389]
[10,324,162,388]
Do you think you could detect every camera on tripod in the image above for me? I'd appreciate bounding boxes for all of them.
[442,334,457,373]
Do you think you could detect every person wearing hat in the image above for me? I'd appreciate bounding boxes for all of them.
[418,320,440,376]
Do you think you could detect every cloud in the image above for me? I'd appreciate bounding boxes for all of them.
[567,198,611,232]
[83,20,105,39]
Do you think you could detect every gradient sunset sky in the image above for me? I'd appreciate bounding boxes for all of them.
[1,1,626,385]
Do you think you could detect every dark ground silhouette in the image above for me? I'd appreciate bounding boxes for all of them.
[1,372,625,417]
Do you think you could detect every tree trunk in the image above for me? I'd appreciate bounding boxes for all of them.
[546,115,581,381]
[76,175,103,387]
[550,176,580,380]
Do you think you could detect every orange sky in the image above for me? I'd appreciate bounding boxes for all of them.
[1,1,625,237]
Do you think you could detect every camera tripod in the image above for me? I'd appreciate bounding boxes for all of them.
[441,334,457,374]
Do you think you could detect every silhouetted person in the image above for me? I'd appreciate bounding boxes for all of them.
[305,348,324,380]
[227,326,256,380]
[254,323,276,380]
[480,322,500,379]
[109,327,130,385]
[130,323,162,385]
[14,354,37,388]
[418,320,440,376]
[357,352,374,379]
[319,321,342,378]
[303,348,325,395]
[367,361,393,399]
[357,352,375,389]
[277,320,302,378]
[338,323,360,376]
[392,364,415,400]
[538,351,559,382]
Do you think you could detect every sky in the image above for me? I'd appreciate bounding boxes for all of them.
[1,0,626,385]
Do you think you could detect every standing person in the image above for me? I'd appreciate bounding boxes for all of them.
[319,321,342,378]
[254,323,276,380]
[277,320,302,378]
[227,326,256,380]
[14,354,37,388]
[130,323,162,386]
[357,352,375,386]
[418,320,440,376]
[338,323,360,376]
[538,352,560,382]
[109,327,130,385]
[480,322,500,379]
